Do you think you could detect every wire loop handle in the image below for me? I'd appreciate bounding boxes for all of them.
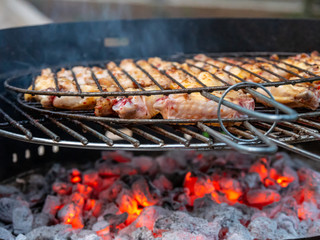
[217,82,278,142]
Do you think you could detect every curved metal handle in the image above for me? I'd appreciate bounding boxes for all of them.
[201,82,298,122]
[197,122,278,154]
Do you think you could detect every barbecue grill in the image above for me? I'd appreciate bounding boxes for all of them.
[1,19,320,165]
[2,18,320,239]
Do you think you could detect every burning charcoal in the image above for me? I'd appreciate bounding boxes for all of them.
[249,158,268,182]
[69,169,82,184]
[101,150,133,163]
[244,172,261,189]
[99,163,136,178]
[0,185,20,198]
[154,211,220,239]
[297,201,320,220]
[45,164,67,184]
[153,175,172,192]
[297,220,310,237]
[99,164,121,178]
[26,174,48,204]
[33,212,51,228]
[58,203,84,229]
[298,168,320,192]
[71,192,85,209]
[132,156,158,175]
[248,217,277,240]
[268,167,297,189]
[120,206,170,236]
[307,220,320,237]
[26,224,73,240]
[84,199,102,217]
[161,230,207,240]
[42,195,61,216]
[183,172,197,195]
[83,170,102,191]
[74,183,93,199]
[246,189,281,208]
[95,224,111,239]
[274,228,298,240]
[226,222,253,240]
[70,230,100,240]
[116,188,140,217]
[132,178,158,207]
[98,203,119,221]
[0,198,28,223]
[16,234,27,240]
[194,200,243,224]
[12,206,33,234]
[233,203,257,220]
[52,182,72,195]
[194,177,216,199]
[155,156,181,174]
[275,213,299,237]
[92,220,110,232]
[100,177,118,191]
[190,153,214,172]
[219,177,242,202]
[0,227,14,240]
[274,196,299,218]
[104,213,128,226]
[224,151,253,169]
[131,227,155,240]
[114,235,132,240]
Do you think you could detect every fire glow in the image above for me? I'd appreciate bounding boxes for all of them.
[1,151,320,239]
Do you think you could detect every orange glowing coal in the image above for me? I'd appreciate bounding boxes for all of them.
[71,176,81,184]
[70,169,82,184]
[43,151,317,239]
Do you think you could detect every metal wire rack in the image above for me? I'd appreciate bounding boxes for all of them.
[2,52,320,160]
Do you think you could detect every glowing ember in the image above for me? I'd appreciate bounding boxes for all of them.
[2,151,320,239]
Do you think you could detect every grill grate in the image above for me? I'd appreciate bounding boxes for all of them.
[2,52,320,161]
[5,52,320,97]
[0,93,319,161]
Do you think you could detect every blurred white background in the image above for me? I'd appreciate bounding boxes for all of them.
[1,0,319,29]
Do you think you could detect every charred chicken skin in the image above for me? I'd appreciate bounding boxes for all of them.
[25,52,320,120]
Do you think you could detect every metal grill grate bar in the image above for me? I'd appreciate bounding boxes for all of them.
[149,63,186,89]
[186,62,230,86]
[70,69,82,94]
[90,70,104,92]
[148,125,190,146]
[174,126,214,146]
[255,122,300,138]
[49,117,88,145]
[256,58,303,78]
[178,67,207,87]
[280,121,320,139]
[53,70,60,92]
[277,60,320,77]
[0,106,32,139]
[0,95,60,141]
[121,68,145,91]
[105,68,126,92]
[98,122,140,147]
[217,59,272,83]
[129,126,164,145]
[72,120,113,146]
[134,63,165,90]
